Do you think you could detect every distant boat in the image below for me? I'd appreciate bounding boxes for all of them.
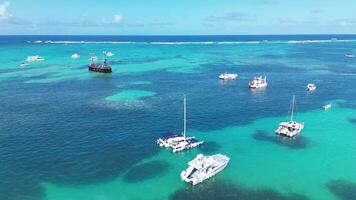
[71,53,80,59]
[180,154,230,185]
[249,76,267,89]
[88,53,112,73]
[27,56,44,62]
[219,73,238,80]
[156,96,203,153]
[275,95,304,137]
[323,104,332,110]
[20,63,29,67]
[345,54,355,58]
[105,51,115,57]
[307,83,316,92]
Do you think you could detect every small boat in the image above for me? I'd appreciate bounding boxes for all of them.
[27,56,44,62]
[249,76,267,89]
[307,83,316,92]
[71,53,80,59]
[88,53,112,73]
[219,73,238,80]
[106,51,115,57]
[156,96,203,153]
[345,54,355,58]
[275,95,304,137]
[180,154,230,185]
[323,104,332,110]
[20,63,29,67]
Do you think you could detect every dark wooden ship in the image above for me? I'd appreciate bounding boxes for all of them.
[88,53,112,73]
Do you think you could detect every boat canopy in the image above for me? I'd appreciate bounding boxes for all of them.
[161,132,183,139]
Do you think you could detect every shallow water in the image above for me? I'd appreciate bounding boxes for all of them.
[0,35,355,200]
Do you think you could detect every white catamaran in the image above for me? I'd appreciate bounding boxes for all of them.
[275,95,304,137]
[156,96,203,153]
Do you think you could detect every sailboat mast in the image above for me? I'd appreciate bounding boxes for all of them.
[291,95,295,121]
[183,96,187,137]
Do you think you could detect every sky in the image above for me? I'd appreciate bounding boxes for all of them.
[1,0,356,35]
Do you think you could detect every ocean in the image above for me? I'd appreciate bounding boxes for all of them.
[0,35,355,200]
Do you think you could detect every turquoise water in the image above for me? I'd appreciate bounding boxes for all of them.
[0,35,356,200]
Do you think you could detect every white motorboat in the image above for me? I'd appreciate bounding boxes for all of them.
[27,56,44,62]
[307,83,316,92]
[249,76,267,89]
[20,63,29,67]
[180,154,230,185]
[219,73,238,80]
[323,104,332,110]
[106,51,115,57]
[71,53,80,59]
[345,54,355,58]
[275,95,304,137]
[156,96,203,152]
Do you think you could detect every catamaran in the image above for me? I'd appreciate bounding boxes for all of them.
[249,76,267,89]
[156,96,203,152]
[275,95,304,137]
[180,154,230,185]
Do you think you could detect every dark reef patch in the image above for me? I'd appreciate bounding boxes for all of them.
[123,160,170,183]
[348,118,356,125]
[170,181,309,200]
[327,180,356,200]
[252,130,308,149]
[199,141,221,154]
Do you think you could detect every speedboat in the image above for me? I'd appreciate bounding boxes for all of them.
[156,96,203,152]
[219,73,238,80]
[345,54,355,58]
[106,51,115,57]
[323,104,332,110]
[180,154,230,185]
[275,95,304,137]
[249,76,267,89]
[27,56,44,62]
[307,83,316,92]
[20,63,29,67]
[71,53,80,59]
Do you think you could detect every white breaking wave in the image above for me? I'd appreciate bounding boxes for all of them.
[27,39,356,45]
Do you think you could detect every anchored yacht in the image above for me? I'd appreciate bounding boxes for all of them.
[323,104,332,110]
[71,53,80,59]
[156,96,203,152]
[20,63,29,67]
[219,73,238,80]
[345,54,355,58]
[307,83,316,92]
[249,76,267,89]
[180,154,230,185]
[275,95,304,137]
[27,56,44,62]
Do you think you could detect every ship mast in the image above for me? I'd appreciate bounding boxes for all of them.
[291,95,295,121]
[183,95,187,138]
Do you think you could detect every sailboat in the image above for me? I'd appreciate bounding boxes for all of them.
[275,95,304,137]
[156,96,203,152]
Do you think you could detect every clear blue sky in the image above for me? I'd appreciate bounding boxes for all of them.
[1,0,356,35]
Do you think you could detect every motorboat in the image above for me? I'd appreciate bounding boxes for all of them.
[323,104,332,110]
[180,154,230,185]
[307,83,316,92]
[156,96,203,152]
[219,73,238,80]
[345,54,355,58]
[275,95,304,137]
[27,56,44,62]
[249,76,267,89]
[20,63,29,67]
[106,51,115,57]
[71,53,80,59]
